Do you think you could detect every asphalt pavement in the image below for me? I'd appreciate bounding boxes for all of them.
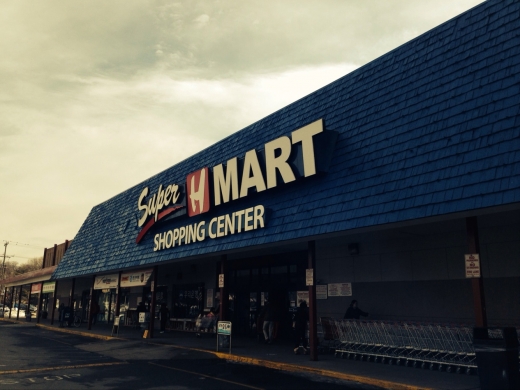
[0,317,481,390]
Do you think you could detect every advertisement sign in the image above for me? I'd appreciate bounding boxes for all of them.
[316,285,328,300]
[218,274,225,288]
[120,269,153,287]
[328,283,352,297]
[31,283,42,294]
[42,281,56,294]
[465,254,481,278]
[94,274,119,290]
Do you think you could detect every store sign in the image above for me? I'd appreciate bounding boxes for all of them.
[42,281,55,294]
[306,269,314,286]
[465,254,481,278]
[136,119,338,247]
[316,285,328,299]
[94,274,119,290]
[31,283,42,294]
[120,269,153,287]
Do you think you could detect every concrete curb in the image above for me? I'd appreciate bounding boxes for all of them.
[2,317,432,390]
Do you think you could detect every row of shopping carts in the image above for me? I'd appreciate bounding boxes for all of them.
[319,318,502,374]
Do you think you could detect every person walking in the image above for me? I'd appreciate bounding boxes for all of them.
[343,299,369,319]
[260,301,275,344]
[159,303,169,334]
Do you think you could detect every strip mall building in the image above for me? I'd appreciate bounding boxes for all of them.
[9,0,519,344]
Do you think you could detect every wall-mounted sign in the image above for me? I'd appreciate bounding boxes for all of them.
[42,281,56,294]
[31,283,42,294]
[328,283,352,297]
[218,274,225,288]
[465,254,481,278]
[94,274,119,290]
[121,269,153,287]
[316,285,328,300]
[136,119,338,250]
[306,269,314,286]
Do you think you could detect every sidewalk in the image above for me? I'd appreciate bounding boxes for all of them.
[2,317,480,390]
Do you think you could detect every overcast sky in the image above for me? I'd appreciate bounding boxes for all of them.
[0,0,483,264]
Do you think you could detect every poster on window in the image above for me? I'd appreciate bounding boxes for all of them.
[94,274,119,289]
[42,281,55,294]
[120,269,153,287]
[296,291,309,305]
[206,289,214,308]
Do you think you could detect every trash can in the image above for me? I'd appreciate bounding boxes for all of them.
[473,327,519,390]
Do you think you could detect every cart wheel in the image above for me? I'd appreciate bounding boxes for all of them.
[465,367,472,375]
[421,362,427,369]
[389,359,396,365]
[438,364,444,372]
[429,363,435,370]
[413,361,419,368]
[456,367,462,374]
[395,358,401,366]
[446,366,453,373]
[404,360,411,367]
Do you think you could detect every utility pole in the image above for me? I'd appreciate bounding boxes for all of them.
[1,241,8,303]
[1,241,7,281]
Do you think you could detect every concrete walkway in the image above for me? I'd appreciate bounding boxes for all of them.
[1,317,481,390]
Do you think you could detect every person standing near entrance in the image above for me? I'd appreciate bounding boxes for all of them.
[260,301,275,344]
[343,300,368,319]
[293,301,309,354]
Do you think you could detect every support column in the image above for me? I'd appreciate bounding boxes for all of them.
[27,284,33,321]
[115,271,122,318]
[50,281,58,325]
[466,216,487,327]
[307,241,318,361]
[36,283,44,324]
[219,255,228,322]
[9,287,14,319]
[69,278,76,309]
[87,276,95,330]
[149,266,158,338]
[16,285,23,320]
[2,287,7,318]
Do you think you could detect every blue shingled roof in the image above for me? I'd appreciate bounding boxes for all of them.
[53,0,520,279]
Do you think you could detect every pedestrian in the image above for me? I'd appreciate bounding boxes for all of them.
[293,301,309,354]
[260,301,275,344]
[91,301,100,325]
[58,303,65,328]
[343,299,369,319]
[159,303,169,334]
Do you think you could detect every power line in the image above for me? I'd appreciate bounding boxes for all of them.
[2,240,43,250]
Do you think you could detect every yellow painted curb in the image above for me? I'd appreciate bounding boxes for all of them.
[147,341,432,390]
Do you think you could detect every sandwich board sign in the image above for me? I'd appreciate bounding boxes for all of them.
[216,321,232,353]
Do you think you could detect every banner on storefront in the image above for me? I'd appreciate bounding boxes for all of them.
[94,274,119,290]
[31,283,42,294]
[120,269,153,287]
[42,281,56,294]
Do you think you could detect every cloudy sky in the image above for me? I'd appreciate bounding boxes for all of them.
[0,0,483,264]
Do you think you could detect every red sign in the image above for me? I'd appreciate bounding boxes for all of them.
[186,167,210,216]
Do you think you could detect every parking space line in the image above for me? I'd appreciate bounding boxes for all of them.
[0,362,127,375]
[149,362,264,390]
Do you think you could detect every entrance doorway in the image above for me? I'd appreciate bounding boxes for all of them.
[227,251,307,339]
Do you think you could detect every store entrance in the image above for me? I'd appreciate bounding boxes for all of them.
[228,251,307,339]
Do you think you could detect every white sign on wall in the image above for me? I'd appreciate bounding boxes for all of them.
[316,285,328,300]
[306,269,314,286]
[465,254,481,278]
[94,274,119,290]
[328,283,352,297]
[121,269,153,287]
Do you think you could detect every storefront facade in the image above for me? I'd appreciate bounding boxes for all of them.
[51,0,519,339]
